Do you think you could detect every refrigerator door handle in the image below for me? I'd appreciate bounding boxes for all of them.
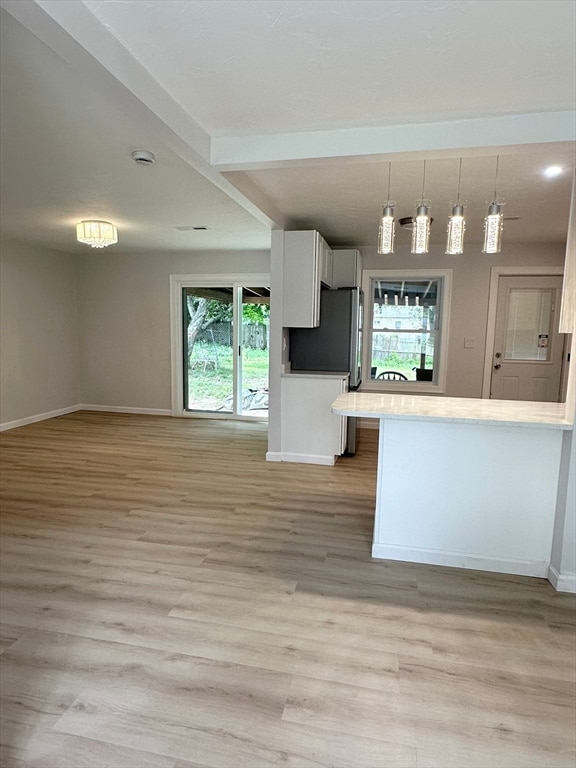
[349,288,360,389]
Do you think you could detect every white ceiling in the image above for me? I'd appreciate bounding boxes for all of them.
[1,0,575,254]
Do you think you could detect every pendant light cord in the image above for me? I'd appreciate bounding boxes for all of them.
[421,160,427,203]
[386,162,391,203]
[456,157,462,204]
[493,155,500,202]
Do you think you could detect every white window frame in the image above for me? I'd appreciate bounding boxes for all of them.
[361,268,452,394]
[170,273,270,419]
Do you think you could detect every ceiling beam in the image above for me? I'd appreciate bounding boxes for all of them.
[0,0,288,231]
[211,112,576,171]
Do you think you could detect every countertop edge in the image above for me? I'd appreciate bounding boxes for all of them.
[331,406,573,430]
[282,371,349,380]
[331,393,573,430]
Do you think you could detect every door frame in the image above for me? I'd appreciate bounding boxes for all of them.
[482,265,565,398]
[169,273,270,418]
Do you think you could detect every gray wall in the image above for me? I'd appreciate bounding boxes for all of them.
[360,240,566,398]
[0,234,565,423]
[77,250,270,410]
[0,237,80,424]
[0,242,269,424]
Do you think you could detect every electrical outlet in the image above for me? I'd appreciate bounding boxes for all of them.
[464,337,475,349]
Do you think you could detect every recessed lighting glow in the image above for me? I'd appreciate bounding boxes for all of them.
[543,165,564,178]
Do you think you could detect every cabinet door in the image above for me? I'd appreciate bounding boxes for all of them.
[331,249,362,288]
[320,240,333,287]
[281,375,348,464]
[282,231,321,327]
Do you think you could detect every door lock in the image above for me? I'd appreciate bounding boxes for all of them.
[494,364,501,370]
[495,352,502,358]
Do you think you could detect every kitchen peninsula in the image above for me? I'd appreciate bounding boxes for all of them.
[332,392,574,587]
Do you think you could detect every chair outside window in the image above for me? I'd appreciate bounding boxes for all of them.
[376,371,408,381]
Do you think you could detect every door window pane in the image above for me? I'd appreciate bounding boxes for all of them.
[182,285,269,417]
[183,288,233,412]
[505,289,553,361]
[240,287,270,416]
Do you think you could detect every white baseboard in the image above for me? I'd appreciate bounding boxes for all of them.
[548,565,576,593]
[0,404,174,432]
[371,543,549,579]
[266,451,335,466]
[80,405,172,416]
[0,404,81,432]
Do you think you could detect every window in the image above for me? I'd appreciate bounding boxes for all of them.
[362,269,452,391]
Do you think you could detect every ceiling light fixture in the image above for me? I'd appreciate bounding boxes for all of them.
[482,156,504,254]
[76,220,118,248]
[411,160,431,254]
[445,158,466,255]
[543,165,563,178]
[377,163,396,255]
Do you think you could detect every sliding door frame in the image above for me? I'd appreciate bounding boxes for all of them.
[169,273,270,419]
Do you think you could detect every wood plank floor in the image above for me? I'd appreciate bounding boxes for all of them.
[0,411,574,768]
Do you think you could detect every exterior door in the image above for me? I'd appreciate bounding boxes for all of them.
[182,285,270,417]
[490,275,565,401]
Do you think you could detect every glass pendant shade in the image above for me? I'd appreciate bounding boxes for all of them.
[377,204,396,254]
[445,203,466,254]
[411,204,431,254]
[76,220,118,248]
[482,203,503,254]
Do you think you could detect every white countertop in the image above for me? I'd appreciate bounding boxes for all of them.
[283,370,349,380]
[331,392,573,429]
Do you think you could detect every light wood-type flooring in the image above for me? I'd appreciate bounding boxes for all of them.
[0,411,575,768]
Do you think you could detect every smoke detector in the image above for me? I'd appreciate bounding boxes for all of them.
[131,150,156,165]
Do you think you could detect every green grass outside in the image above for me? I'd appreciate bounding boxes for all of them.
[187,344,269,411]
[187,344,434,410]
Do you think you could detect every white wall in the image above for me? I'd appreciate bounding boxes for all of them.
[361,241,566,398]
[0,237,80,426]
[77,250,269,410]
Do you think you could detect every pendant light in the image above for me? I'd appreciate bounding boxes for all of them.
[482,156,504,254]
[445,158,466,255]
[377,163,396,254]
[76,220,118,248]
[411,160,431,254]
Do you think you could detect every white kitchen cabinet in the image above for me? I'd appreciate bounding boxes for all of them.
[282,230,333,327]
[331,249,362,288]
[320,238,333,288]
[280,373,348,465]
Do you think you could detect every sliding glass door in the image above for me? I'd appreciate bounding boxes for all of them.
[239,287,270,417]
[182,284,269,418]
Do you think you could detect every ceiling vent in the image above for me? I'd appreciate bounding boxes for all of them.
[131,150,156,165]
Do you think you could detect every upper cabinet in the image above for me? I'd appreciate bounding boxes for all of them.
[319,237,333,288]
[331,249,362,288]
[282,230,333,327]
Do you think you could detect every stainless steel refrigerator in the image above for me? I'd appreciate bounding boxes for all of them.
[289,287,362,454]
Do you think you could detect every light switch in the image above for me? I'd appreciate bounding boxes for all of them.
[464,337,475,349]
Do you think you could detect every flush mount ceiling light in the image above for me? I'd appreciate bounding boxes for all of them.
[543,165,563,178]
[445,158,466,255]
[76,220,118,248]
[411,160,431,254]
[377,163,396,255]
[482,156,504,254]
